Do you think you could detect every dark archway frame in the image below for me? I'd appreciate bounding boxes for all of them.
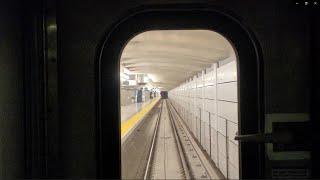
[96,5,264,179]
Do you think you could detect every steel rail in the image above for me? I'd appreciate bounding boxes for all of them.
[143,100,163,180]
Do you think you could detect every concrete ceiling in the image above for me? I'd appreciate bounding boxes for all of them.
[121,30,235,90]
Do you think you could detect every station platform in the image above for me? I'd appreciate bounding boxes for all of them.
[121,97,160,139]
[121,100,152,123]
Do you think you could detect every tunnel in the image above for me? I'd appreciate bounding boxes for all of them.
[119,30,239,179]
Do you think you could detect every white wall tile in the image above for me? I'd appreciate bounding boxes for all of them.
[206,121,211,152]
[217,117,227,136]
[204,72,211,86]
[202,110,209,124]
[217,101,238,123]
[197,87,202,98]
[168,57,238,179]
[209,66,217,86]
[228,162,239,179]
[227,121,238,144]
[218,133,227,156]
[196,116,201,140]
[210,112,217,130]
[228,141,239,167]
[210,128,218,164]
[203,86,210,99]
[196,98,203,108]
[205,99,216,114]
[204,99,209,112]
[217,60,237,83]
[196,78,203,89]
[217,82,238,102]
[205,85,216,100]
[201,121,206,147]
[218,153,228,177]
[195,107,201,118]
[192,88,196,98]
[203,86,207,99]
[202,121,210,153]
[191,114,196,136]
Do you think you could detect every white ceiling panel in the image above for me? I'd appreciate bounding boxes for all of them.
[121,30,235,90]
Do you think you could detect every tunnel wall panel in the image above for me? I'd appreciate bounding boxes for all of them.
[217,82,238,102]
[169,57,238,178]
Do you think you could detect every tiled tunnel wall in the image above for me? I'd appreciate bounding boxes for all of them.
[168,56,238,179]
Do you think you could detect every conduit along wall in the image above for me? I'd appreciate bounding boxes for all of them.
[169,55,238,179]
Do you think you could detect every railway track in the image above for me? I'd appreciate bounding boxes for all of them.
[143,99,222,179]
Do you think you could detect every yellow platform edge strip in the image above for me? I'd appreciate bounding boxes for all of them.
[121,97,160,138]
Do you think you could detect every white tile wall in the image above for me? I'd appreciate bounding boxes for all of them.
[207,85,216,99]
[202,109,209,123]
[218,133,227,157]
[217,117,227,136]
[217,60,237,83]
[209,64,217,86]
[217,101,238,123]
[217,82,238,102]
[203,86,208,99]
[228,162,239,179]
[210,128,218,164]
[168,58,238,179]
[205,99,216,114]
[191,88,197,98]
[197,87,202,98]
[203,112,210,153]
[191,114,196,134]
[201,120,205,147]
[228,141,239,166]
[227,121,238,144]
[210,112,217,129]
[205,125,211,153]
[196,98,200,109]
[218,153,228,177]
[196,115,201,140]
[204,72,211,86]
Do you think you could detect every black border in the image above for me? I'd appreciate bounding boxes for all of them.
[96,5,265,179]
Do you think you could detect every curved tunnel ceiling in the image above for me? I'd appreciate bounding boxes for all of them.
[121,30,235,90]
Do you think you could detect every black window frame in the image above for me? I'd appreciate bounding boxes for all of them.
[96,5,265,179]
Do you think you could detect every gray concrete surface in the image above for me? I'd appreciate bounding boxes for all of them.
[149,101,185,179]
[121,102,160,179]
[121,99,152,122]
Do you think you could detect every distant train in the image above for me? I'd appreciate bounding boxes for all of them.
[160,91,168,99]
